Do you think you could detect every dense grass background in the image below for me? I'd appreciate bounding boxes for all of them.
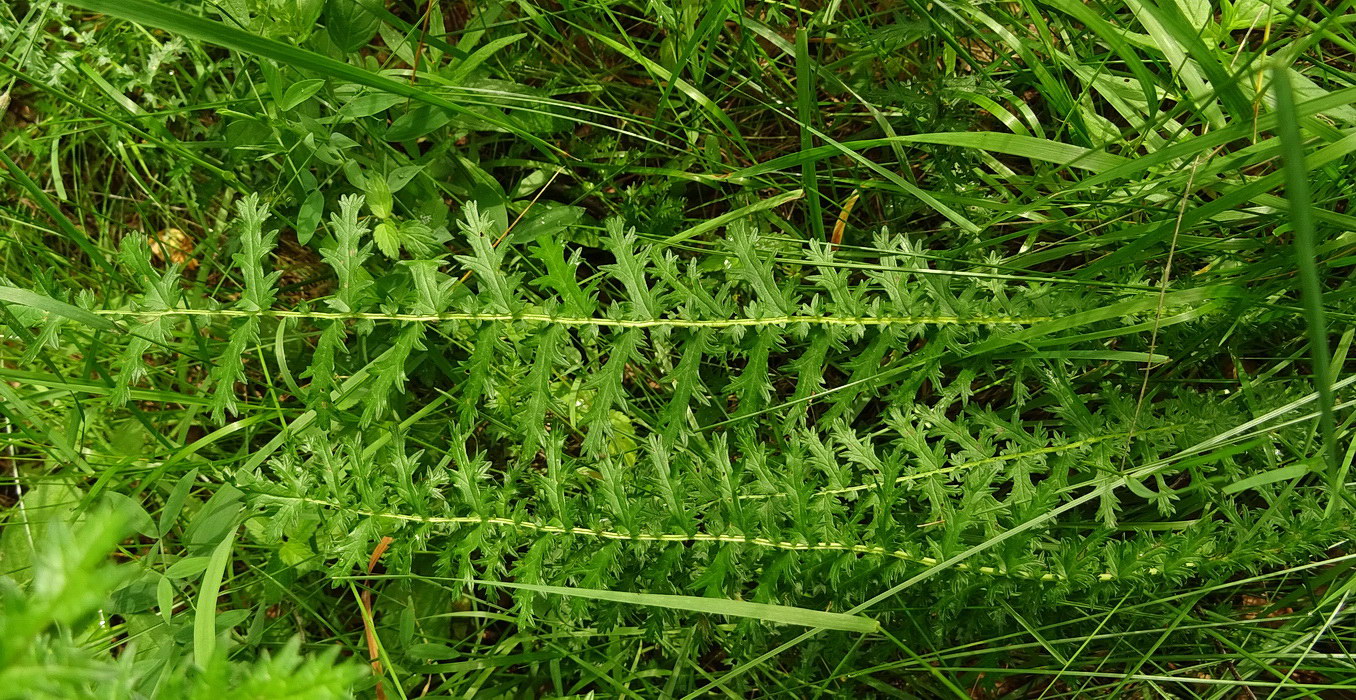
[3,0,1356,697]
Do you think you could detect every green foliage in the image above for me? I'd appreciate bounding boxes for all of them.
[2,0,1356,696]
[0,504,361,698]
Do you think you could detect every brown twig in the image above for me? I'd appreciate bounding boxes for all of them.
[830,190,859,249]
[361,536,395,700]
[407,0,439,87]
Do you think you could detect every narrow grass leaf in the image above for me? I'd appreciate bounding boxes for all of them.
[663,189,803,245]
[0,286,116,331]
[1222,464,1314,495]
[194,525,238,668]
[465,580,879,633]
[1273,64,1338,480]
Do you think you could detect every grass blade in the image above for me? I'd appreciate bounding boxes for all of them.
[1222,464,1314,495]
[194,525,238,668]
[663,189,803,245]
[367,578,879,633]
[732,133,1130,180]
[1272,64,1338,483]
[0,285,116,331]
[795,28,824,242]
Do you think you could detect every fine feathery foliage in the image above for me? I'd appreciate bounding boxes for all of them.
[3,0,1356,697]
